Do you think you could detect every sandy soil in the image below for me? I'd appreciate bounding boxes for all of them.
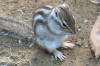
[0,0,100,66]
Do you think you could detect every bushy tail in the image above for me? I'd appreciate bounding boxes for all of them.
[0,16,34,41]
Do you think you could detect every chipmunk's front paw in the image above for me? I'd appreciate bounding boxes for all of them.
[53,50,66,61]
[61,41,75,49]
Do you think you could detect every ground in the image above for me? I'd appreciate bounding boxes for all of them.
[0,0,100,66]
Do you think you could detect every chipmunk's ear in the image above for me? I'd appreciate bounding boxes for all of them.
[50,8,63,23]
[57,3,69,11]
[53,8,59,17]
[50,8,59,17]
[60,3,69,9]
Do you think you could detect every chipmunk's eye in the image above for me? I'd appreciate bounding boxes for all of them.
[62,22,67,27]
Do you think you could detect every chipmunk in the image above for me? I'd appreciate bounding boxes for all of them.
[0,16,34,41]
[0,4,75,61]
[33,4,76,61]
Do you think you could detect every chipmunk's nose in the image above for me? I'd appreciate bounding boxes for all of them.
[70,24,76,34]
[67,25,76,34]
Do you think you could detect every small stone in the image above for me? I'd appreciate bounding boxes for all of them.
[33,57,37,61]
[84,19,88,23]
[86,64,89,66]
[29,43,34,48]
[85,45,88,48]
[77,26,81,32]
[18,40,22,44]
[22,9,25,13]
[76,38,83,46]
[77,28,81,32]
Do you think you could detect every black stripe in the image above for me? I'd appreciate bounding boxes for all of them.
[34,11,46,17]
[34,19,43,36]
[0,29,27,40]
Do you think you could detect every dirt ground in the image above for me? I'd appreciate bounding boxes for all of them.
[0,0,100,66]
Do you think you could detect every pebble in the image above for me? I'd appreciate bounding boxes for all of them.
[77,28,81,32]
[85,45,88,48]
[76,38,83,46]
[33,57,38,61]
[18,40,22,44]
[29,43,34,48]
[86,64,89,66]
[77,26,81,32]
[84,19,88,23]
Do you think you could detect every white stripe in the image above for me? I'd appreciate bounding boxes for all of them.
[45,5,53,8]
[34,15,44,21]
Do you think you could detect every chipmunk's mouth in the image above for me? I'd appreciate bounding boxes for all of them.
[67,32,76,36]
[64,27,76,36]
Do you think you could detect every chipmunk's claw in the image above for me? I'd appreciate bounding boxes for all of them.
[53,50,66,61]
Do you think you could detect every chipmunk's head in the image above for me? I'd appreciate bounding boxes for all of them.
[50,4,76,36]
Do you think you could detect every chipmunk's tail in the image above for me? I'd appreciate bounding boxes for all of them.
[0,16,34,41]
